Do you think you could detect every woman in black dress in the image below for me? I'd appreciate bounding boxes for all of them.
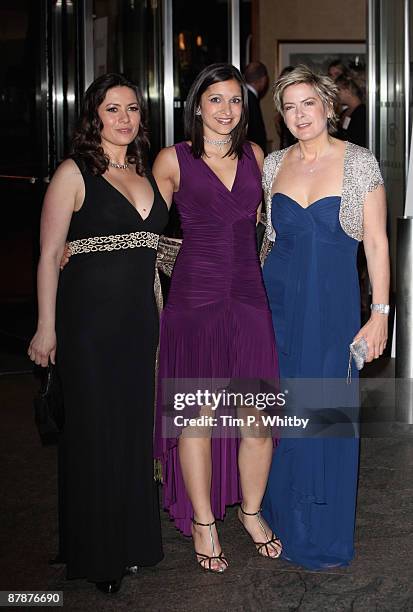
[28,74,168,593]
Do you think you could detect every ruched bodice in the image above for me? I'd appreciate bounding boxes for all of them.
[265,193,359,378]
[166,141,269,310]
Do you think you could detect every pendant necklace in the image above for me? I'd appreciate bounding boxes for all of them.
[299,143,331,174]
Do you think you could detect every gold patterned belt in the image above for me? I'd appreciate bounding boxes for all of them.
[68,231,159,255]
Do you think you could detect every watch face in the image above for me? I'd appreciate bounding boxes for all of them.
[372,304,390,314]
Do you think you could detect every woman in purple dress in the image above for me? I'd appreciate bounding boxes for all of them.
[153,64,281,572]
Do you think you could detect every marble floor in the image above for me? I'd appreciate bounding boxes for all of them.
[1,371,412,611]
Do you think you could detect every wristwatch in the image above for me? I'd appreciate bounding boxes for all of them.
[370,303,390,315]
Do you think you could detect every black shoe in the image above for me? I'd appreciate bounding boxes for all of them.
[95,578,122,594]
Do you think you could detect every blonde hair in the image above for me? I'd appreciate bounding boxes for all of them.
[274,64,339,133]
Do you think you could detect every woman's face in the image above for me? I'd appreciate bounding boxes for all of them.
[198,78,243,138]
[97,86,140,149]
[337,85,351,106]
[282,83,329,141]
[328,65,343,80]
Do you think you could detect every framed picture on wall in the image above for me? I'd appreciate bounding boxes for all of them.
[277,41,366,76]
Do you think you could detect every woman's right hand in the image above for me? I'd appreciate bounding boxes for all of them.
[60,243,72,270]
[28,328,57,367]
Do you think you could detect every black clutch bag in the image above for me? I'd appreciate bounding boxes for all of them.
[33,364,64,445]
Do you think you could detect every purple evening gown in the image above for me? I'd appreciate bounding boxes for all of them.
[154,141,279,536]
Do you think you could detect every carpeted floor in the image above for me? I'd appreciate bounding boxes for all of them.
[1,371,412,611]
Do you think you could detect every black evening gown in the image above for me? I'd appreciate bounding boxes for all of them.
[56,158,168,582]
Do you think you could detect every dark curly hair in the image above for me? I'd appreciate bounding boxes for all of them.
[71,73,148,176]
[184,63,248,159]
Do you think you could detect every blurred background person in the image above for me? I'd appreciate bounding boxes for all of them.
[274,65,297,149]
[348,60,367,99]
[336,75,366,147]
[327,59,349,81]
[244,61,269,153]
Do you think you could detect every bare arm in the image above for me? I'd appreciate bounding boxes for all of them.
[354,185,390,360]
[28,159,84,366]
[152,146,180,208]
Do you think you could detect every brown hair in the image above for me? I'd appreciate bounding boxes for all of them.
[184,63,248,159]
[71,73,149,175]
[335,75,364,102]
[244,61,268,84]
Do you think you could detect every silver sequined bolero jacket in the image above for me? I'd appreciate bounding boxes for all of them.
[262,142,384,250]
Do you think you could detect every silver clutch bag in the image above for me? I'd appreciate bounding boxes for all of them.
[347,337,369,383]
[350,337,369,370]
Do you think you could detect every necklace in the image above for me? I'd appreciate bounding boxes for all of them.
[109,160,129,169]
[203,135,232,150]
[298,143,332,174]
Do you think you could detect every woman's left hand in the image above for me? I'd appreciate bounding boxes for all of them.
[60,242,72,270]
[353,312,388,362]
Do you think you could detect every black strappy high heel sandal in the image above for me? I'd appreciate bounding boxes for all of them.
[238,506,282,559]
[191,518,229,573]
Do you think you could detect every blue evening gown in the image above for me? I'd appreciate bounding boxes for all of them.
[262,193,360,570]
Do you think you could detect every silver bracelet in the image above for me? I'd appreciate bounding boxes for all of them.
[370,303,390,315]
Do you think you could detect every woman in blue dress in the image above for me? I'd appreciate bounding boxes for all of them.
[261,65,390,569]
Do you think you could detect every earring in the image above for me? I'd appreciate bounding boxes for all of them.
[195,107,201,116]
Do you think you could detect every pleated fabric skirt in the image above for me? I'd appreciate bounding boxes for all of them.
[154,299,279,536]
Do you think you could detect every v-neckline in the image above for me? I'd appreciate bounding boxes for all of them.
[184,143,240,193]
[100,174,155,222]
[270,141,349,210]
